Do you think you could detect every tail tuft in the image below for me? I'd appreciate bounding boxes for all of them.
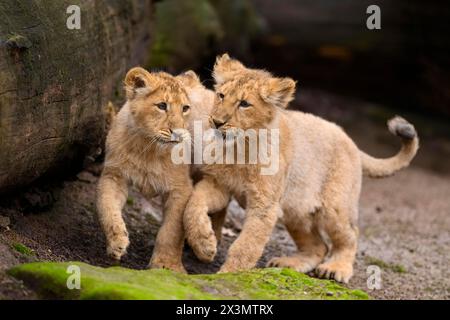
[361,116,419,178]
[387,116,416,140]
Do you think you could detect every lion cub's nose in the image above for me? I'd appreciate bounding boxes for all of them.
[170,128,189,142]
[212,119,225,129]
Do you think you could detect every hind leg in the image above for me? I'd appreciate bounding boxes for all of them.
[149,181,192,273]
[315,207,358,283]
[268,213,327,273]
[315,151,361,283]
[184,176,230,262]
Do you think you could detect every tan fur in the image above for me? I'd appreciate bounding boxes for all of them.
[97,67,210,273]
[183,54,419,282]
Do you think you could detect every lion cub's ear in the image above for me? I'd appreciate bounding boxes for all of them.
[260,77,296,108]
[177,70,202,88]
[124,67,156,99]
[213,53,245,85]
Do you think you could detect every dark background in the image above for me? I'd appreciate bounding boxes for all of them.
[248,0,450,118]
[169,0,450,174]
[184,0,450,119]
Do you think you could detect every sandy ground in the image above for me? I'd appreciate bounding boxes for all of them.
[0,89,449,300]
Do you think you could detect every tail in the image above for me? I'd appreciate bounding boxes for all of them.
[360,116,419,178]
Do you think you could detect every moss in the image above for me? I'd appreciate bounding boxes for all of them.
[365,256,407,273]
[5,33,32,49]
[12,243,35,256]
[8,262,369,300]
[365,256,389,269]
[126,197,134,206]
[391,264,407,274]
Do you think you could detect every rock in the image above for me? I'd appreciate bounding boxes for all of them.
[76,172,96,184]
[226,199,245,231]
[8,262,369,300]
[222,227,237,237]
[0,243,19,269]
[0,215,10,229]
[22,188,56,211]
[84,163,104,177]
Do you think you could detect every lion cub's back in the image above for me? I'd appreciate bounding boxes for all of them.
[283,109,351,158]
[280,110,359,214]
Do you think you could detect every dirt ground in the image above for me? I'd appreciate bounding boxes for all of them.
[0,89,449,300]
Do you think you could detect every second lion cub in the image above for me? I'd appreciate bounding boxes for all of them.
[184,54,419,282]
[97,67,207,272]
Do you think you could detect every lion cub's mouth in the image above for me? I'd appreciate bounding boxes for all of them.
[156,136,178,144]
[156,129,190,144]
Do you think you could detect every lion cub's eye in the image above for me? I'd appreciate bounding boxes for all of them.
[183,105,190,113]
[156,102,167,111]
[217,93,224,100]
[239,100,251,108]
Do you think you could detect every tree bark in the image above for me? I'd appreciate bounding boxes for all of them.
[0,0,152,193]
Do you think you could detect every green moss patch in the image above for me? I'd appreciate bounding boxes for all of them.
[365,256,407,273]
[126,197,134,206]
[11,243,35,256]
[5,33,33,49]
[8,262,369,300]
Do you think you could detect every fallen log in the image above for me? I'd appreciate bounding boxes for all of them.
[0,0,151,193]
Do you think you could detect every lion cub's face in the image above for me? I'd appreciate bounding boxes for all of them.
[124,68,195,143]
[210,54,296,134]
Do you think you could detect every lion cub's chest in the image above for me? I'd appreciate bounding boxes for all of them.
[121,150,176,195]
[204,164,263,195]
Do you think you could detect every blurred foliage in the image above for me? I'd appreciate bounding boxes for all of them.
[148,0,265,72]
[210,0,266,56]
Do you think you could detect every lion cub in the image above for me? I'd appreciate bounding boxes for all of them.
[97,67,206,272]
[183,54,419,282]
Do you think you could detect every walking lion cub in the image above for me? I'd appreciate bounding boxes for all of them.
[97,67,212,272]
[184,54,419,282]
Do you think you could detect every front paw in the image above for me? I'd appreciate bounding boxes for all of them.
[316,261,353,284]
[187,228,217,263]
[106,230,129,261]
[267,256,316,273]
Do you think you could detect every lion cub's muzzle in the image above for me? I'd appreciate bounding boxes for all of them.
[211,117,227,130]
[170,128,190,143]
